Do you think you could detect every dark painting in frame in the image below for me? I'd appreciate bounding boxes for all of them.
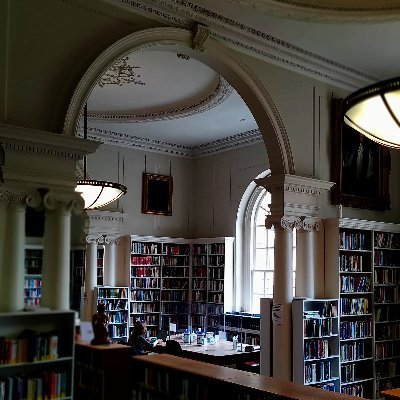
[142,173,173,216]
[331,98,391,211]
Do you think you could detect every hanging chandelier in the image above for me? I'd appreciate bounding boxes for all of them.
[343,76,400,149]
[75,104,127,210]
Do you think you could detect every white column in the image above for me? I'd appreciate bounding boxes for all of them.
[0,192,26,311]
[103,236,118,286]
[41,192,82,310]
[270,216,300,381]
[295,217,321,298]
[82,236,100,321]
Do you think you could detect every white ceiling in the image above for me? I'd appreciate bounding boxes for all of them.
[85,0,400,156]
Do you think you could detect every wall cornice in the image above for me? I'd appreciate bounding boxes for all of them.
[114,0,377,89]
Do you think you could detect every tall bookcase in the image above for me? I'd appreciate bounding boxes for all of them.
[325,218,400,400]
[70,247,86,314]
[94,286,129,342]
[24,245,43,307]
[293,298,340,392]
[97,247,104,286]
[373,230,400,399]
[127,235,234,337]
[0,310,75,399]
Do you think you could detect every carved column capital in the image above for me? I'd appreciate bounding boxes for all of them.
[104,235,120,245]
[265,215,302,231]
[43,191,84,214]
[0,189,41,209]
[86,234,105,245]
[300,217,322,232]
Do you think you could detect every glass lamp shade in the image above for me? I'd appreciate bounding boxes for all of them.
[75,179,127,210]
[343,77,400,148]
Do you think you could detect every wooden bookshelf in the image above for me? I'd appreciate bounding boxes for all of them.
[74,341,131,400]
[0,310,75,399]
[24,245,43,307]
[131,353,364,400]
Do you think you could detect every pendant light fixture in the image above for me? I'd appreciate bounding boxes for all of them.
[343,76,400,148]
[75,103,127,210]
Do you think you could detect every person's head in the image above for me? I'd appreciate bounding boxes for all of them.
[132,320,147,338]
[97,302,106,313]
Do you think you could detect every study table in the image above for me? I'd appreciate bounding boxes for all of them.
[160,336,260,367]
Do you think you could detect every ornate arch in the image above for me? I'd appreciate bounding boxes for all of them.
[63,27,294,175]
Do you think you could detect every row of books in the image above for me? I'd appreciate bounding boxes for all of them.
[131,266,160,278]
[162,257,190,266]
[341,363,357,383]
[131,315,159,326]
[131,242,160,254]
[192,280,207,290]
[131,256,161,267]
[0,331,58,365]
[374,251,400,267]
[192,256,207,265]
[341,383,364,397]
[192,245,208,255]
[304,360,333,384]
[131,277,159,289]
[208,281,224,291]
[340,320,372,340]
[192,292,206,302]
[130,290,160,302]
[304,318,333,337]
[340,342,366,362]
[100,299,128,311]
[0,371,68,400]
[97,288,127,299]
[340,232,370,251]
[375,286,400,303]
[340,275,371,293]
[24,289,41,299]
[108,311,128,324]
[162,279,188,290]
[160,303,189,314]
[161,291,188,301]
[107,325,127,338]
[340,297,370,315]
[208,293,223,303]
[340,254,366,272]
[375,306,399,322]
[192,267,207,277]
[375,268,400,284]
[375,232,400,249]
[209,256,225,266]
[375,322,400,340]
[162,245,190,256]
[130,302,159,313]
[304,339,331,360]
[375,341,400,360]
[161,267,189,277]
[24,278,41,289]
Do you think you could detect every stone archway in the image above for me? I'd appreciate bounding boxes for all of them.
[63,26,294,176]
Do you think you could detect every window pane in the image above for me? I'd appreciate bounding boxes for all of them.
[267,229,275,247]
[266,251,274,270]
[255,227,266,247]
[255,210,266,225]
[252,271,265,294]
[265,271,274,297]
[252,294,262,314]
[255,249,267,269]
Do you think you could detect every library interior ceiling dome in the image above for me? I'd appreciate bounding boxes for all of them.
[85,49,258,154]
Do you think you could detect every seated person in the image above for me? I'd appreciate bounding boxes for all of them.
[128,321,162,355]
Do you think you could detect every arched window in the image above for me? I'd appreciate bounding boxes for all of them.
[249,189,296,313]
[236,177,296,314]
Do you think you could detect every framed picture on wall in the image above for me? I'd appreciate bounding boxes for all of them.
[142,173,173,216]
[331,98,391,211]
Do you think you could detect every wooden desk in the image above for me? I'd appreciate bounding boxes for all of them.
[166,337,260,366]
[382,388,400,400]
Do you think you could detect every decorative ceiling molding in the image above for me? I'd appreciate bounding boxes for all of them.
[97,56,146,87]
[226,0,400,22]
[115,0,377,89]
[88,76,233,123]
[79,125,263,157]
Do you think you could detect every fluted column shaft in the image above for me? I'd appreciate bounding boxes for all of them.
[83,237,101,321]
[41,192,83,310]
[295,218,321,298]
[269,216,300,381]
[103,236,118,286]
[0,190,41,312]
